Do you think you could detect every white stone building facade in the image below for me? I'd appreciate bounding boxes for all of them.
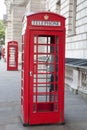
[46,0,87,59]
[4,0,25,61]
[5,0,87,59]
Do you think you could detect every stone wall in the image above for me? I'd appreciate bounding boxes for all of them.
[46,0,87,59]
[11,4,25,51]
[25,0,46,13]
[4,0,12,43]
[65,65,87,96]
[65,0,87,59]
[4,0,25,62]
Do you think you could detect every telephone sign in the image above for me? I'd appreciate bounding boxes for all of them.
[32,20,61,26]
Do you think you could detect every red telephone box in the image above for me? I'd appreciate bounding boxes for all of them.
[7,41,18,71]
[21,12,66,125]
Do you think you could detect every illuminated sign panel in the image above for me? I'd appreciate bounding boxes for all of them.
[32,20,61,26]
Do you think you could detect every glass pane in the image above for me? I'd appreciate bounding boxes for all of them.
[34,36,37,43]
[38,36,47,44]
[34,45,36,53]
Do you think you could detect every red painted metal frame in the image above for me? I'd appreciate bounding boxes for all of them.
[7,41,18,71]
[21,12,66,125]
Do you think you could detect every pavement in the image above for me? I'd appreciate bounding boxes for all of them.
[0,58,87,130]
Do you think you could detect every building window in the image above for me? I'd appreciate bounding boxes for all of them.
[68,0,77,36]
[56,0,60,14]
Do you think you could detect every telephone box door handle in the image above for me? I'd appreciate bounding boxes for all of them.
[30,71,33,76]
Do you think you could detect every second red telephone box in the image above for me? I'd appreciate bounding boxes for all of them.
[21,12,66,125]
[7,41,18,71]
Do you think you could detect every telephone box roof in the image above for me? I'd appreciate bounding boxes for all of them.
[25,11,65,20]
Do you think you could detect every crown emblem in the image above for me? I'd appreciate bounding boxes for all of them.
[44,15,49,20]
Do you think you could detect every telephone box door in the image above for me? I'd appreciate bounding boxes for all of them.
[7,41,18,70]
[29,31,64,124]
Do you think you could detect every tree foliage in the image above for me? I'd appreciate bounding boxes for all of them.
[0,20,5,45]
